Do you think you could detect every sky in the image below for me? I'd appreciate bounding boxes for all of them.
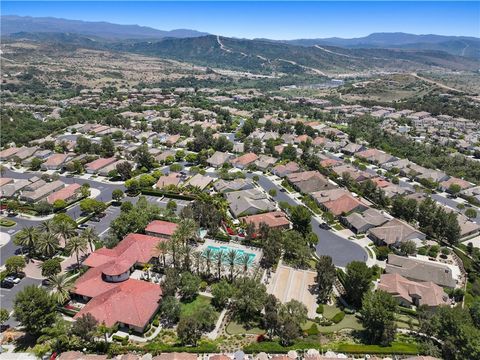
[2,1,479,39]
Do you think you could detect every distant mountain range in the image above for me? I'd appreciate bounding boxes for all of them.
[1,15,209,39]
[2,15,479,75]
[277,33,480,59]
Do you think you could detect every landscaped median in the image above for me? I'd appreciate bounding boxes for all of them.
[0,218,16,227]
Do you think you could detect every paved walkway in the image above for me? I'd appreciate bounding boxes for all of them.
[0,232,10,247]
[207,308,228,339]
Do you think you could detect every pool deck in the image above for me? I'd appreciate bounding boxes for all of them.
[196,238,263,267]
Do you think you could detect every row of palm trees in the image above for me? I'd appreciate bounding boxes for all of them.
[153,218,251,281]
[14,219,99,267]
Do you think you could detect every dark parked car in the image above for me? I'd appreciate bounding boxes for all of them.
[319,222,331,230]
[1,279,14,289]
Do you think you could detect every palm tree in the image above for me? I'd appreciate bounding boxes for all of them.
[81,227,99,252]
[204,247,214,276]
[13,227,40,255]
[154,240,168,268]
[39,219,55,233]
[37,232,60,258]
[66,236,88,269]
[47,274,73,304]
[173,218,198,246]
[181,244,192,272]
[54,221,77,244]
[168,236,180,269]
[192,251,202,275]
[241,253,250,278]
[226,249,238,282]
[215,250,224,280]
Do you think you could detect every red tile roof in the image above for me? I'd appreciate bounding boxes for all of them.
[83,233,161,269]
[324,193,363,216]
[74,278,162,328]
[46,183,81,204]
[85,157,117,171]
[231,152,258,166]
[241,211,290,229]
[145,220,178,237]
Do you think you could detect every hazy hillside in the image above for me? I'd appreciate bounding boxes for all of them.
[1,15,209,39]
[282,32,480,59]
[4,32,479,75]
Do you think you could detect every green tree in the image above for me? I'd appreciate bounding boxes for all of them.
[47,274,73,304]
[399,239,417,255]
[211,279,233,309]
[361,290,397,346]
[277,300,308,345]
[71,313,98,343]
[232,278,267,324]
[263,294,280,339]
[5,256,26,275]
[30,157,43,171]
[261,228,283,269]
[81,227,99,252]
[116,161,133,180]
[135,144,155,170]
[179,272,201,301]
[14,227,40,256]
[112,189,124,202]
[177,316,201,346]
[160,296,181,325]
[41,258,62,278]
[100,136,115,157]
[291,205,311,235]
[52,199,67,211]
[37,233,60,258]
[14,285,57,336]
[344,261,373,308]
[315,255,336,303]
[465,208,477,219]
[282,230,311,268]
[79,198,107,215]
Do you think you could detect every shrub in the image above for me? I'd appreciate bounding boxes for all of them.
[153,318,160,327]
[306,323,319,336]
[417,247,427,256]
[331,311,345,324]
[344,307,355,315]
[316,304,324,314]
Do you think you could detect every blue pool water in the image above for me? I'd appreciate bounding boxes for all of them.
[203,245,256,265]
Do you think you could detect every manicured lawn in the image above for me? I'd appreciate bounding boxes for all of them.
[226,320,265,335]
[180,295,217,318]
[333,223,344,231]
[318,304,363,333]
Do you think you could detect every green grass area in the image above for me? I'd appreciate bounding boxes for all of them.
[302,196,322,215]
[0,218,16,227]
[226,320,265,335]
[281,180,295,193]
[317,304,363,333]
[333,223,344,231]
[335,341,419,355]
[180,295,215,318]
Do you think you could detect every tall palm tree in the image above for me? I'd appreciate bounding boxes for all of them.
[39,219,55,233]
[181,244,192,272]
[215,250,224,280]
[227,249,238,282]
[48,274,73,304]
[37,232,60,258]
[66,236,88,269]
[154,240,168,268]
[241,253,250,278]
[192,251,202,275]
[13,227,40,255]
[54,221,77,244]
[173,218,198,246]
[81,227,99,252]
[204,247,214,276]
[168,236,180,269]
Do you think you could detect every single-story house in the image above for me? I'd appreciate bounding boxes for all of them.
[20,180,65,203]
[287,171,335,193]
[225,188,276,218]
[272,161,300,178]
[240,211,290,230]
[230,153,259,169]
[385,254,457,288]
[214,178,255,193]
[207,151,232,168]
[342,208,390,233]
[255,155,277,171]
[46,183,81,204]
[368,218,426,247]
[155,173,183,189]
[184,173,214,191]
[85,157,117,174]
[378,273,449,308]
[41,154,72,170]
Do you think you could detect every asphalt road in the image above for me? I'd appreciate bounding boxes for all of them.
[246,172,368,267]
[0,277,42,314]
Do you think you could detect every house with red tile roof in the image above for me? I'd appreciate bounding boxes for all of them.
[72,233,164,332]
[145,220,178,239]
[0,147,20,161]
[46,183,81,204]
[240,211,290,230]
[155,172,183,189]
[230,152,258,169]
[85,157,117,174]
[378,273,449,308]
[272,161,300,178]
[322,193,368,216]
[41,153,72,170]
[440,177,473,192]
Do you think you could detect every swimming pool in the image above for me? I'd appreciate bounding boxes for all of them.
[203,245,256,265]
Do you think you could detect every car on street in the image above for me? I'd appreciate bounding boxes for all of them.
[78,223,89,229]
[319,222,331,230]
[1,279,14,289]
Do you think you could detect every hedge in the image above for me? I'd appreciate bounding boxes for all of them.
[142,340,218,354]
[244,341,322,354]
[316,304,324,314]
[305,323,319,336]
[397,306,417,317]
[331,311,345,324]
[140,188,196,201]
[335,342,419,355]
[336,268,346,286]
